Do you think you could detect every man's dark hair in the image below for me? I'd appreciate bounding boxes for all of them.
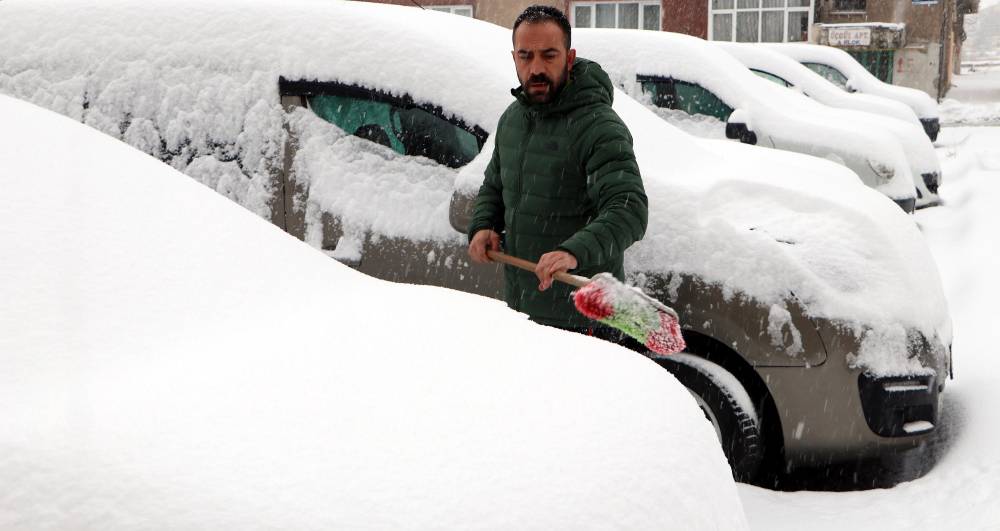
[512,5,571,50]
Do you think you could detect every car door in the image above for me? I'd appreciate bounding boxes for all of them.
[276,78,503,298]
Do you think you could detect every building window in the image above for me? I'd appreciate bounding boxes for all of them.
[428,5,473,17]
[709,0,811,42]
[831,0,866,12]
[572,2,662,30]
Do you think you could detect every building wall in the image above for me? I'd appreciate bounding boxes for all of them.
[663,0,708,38]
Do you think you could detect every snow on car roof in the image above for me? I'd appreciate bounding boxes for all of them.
[761,43,939,119]
[0,1,949,372]
[713,41,922,127]
[0,93,750,530]
[572,29,916,201]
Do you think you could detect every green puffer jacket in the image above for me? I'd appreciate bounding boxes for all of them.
[468,58,648,328]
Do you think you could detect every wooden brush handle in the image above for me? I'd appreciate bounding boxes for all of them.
[487,250,590,288]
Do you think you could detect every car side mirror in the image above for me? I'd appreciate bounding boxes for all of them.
[845,79,858,93]
[449,190,476,234]
[725,113,757,145]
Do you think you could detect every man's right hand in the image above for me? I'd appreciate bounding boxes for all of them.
[468,229,501,264]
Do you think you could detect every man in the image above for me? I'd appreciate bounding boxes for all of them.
[467,5,648,340]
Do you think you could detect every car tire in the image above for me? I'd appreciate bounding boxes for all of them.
[653,353,763,482]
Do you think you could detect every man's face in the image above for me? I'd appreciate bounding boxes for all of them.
[512,21,576,104]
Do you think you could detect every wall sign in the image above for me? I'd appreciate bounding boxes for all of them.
[829,27,872,46]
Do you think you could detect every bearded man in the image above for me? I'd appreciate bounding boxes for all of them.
[467,5,648,340]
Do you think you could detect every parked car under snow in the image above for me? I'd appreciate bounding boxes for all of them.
[0,93,749,529]
[0,0,953,483]
[763,42,942,142]
[714,42,942,208]
[574,28,923,212]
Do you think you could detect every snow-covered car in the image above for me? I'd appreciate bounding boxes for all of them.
[574,29,920,212]
[763,43,942,141]
[0,0,953,483]
[0,93,750,529]
[714,42,942,208]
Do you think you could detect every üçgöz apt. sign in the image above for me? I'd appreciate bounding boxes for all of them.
[829,27,872,47]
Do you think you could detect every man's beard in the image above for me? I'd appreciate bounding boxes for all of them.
[522,67,569,104]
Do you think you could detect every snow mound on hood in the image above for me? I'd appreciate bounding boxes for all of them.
[0,94,749,530]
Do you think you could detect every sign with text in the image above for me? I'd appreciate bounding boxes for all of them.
[829,27,872,46]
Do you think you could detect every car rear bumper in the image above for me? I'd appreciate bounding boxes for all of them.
[765,321,949,468]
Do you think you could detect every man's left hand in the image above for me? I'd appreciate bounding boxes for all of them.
[535,250,578,291]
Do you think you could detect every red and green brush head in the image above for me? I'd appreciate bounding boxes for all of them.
[573,273,686,356]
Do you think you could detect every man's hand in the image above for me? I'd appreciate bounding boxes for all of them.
[535,250,578,291]
[468,229,501,264]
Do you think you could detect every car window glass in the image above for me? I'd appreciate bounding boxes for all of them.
[639,77,676,108]
[674,80,734,121]
[751,69,791,87]
[308,93,481,169]
[639,77,733,121]
[802,62,848,90]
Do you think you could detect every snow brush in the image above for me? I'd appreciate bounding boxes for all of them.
[487,250,686,356]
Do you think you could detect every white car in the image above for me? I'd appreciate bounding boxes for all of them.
[762,43,942,142]
[0,0,952,484]
[574,29,920,212]
[715,42,942,208]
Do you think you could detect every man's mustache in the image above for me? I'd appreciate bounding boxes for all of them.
[527,74,552,85]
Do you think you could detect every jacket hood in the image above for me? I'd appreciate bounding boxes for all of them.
[511,57,614,114]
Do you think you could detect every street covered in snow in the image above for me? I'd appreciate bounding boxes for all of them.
[0,0,999,528]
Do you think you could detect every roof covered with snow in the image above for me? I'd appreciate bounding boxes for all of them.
[714,41,922,127]
[573,29,916,201]
[762,43,940,118]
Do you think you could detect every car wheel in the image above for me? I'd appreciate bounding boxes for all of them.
[654,353,763,481]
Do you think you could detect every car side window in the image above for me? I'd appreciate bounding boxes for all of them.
[751,69,791,88]
[638,76,733,122]
[802,62,848,90]
[674,81,733,121]
[302,84,484,169]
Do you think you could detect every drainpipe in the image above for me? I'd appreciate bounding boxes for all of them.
[937,0,952,101]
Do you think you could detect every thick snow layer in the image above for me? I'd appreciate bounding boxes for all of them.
[763,43,939,119]
[0,94,751,530]
[739,122,1000,530]
[818,22,906,30]
[714,42,942,206]
[574,29,917,202]
[0,1,949,374]
[714,42,922,127]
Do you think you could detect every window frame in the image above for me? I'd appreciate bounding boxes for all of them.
[278,77,489,167]
[708,0,813,43]
[427,4,474,17]
[830,0,866,14]
[635,74,735,122]
[750,68,792,87]
[571,1,662,30]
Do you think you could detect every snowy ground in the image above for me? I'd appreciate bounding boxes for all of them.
[739,69,1000,530]
[939,65,1000,126]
